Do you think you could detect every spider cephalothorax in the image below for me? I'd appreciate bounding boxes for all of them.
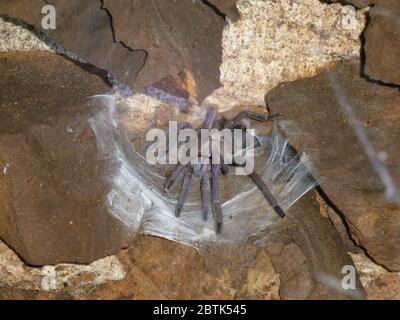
[164,108,286,234]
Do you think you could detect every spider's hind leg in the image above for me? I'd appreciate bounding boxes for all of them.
[249,172,286,218]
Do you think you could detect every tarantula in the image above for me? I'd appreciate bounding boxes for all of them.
[165,108,286,234]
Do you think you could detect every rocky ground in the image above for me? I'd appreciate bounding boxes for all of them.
[0,0,399,300]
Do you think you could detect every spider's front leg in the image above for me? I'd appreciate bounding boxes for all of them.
[200,164,211,221]
[175,165,194,217]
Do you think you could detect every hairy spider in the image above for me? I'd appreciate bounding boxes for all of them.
[165,108,286,234]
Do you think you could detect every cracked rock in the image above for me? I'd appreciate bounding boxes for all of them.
[102,0,225,103]
[0,0,226,103]
[0,51,136,266]
[364,0,400,85]
[266,61,400,271]
[0,0,147,86]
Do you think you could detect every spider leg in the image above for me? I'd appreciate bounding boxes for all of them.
[249,172,286,218]
[200,164,211,221]
[175,166,194,217]
[211,164,224,234]
[220,155,229,176]
[165,163,187,192]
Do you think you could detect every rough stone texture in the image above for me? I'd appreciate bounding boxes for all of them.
[262,191,365,299]
[0,190,364,299]
[102,0,225,103]
[0,17,53,52]
[351,252,400,300]
[0,0,372,300]
[0,0,226,103]
[207,0,240,21]
[0,0,147,86]
[0,0,366,108]
[326,0,376,8]
[0,51,138,266]
[206,0,366,110]
[0,240,125,298]
[364,0,400,85]
[266,61,400,271]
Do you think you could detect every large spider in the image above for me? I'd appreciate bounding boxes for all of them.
[165,108,286,234]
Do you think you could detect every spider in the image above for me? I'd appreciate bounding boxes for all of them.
[164,108,286,234]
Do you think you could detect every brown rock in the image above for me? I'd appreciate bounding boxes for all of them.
[351,252,400,300]
[0,188,362,299]
[110,191,363,300]
[0,52,135,266]
[266,61,400,271]
[102,0,225,103]
[206,0,240,21]
[0,0,147,87]
[0,0,226,103]
[364,0,400,85]
[263,191,365,299]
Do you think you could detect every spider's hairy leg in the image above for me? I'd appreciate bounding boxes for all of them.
[249,172,286,218]
[175,166,194,217]
[165,163,187,192]
[200,165,211,221]
[211,164,224,234]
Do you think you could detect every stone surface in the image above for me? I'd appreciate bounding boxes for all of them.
[351,252,400,300]
[206,0,366,110]
[262,191,365,299]
[0,0,366,109]
[0,190,364,299]
[0,17,53,52]
[0,0,226,103]
[0,51,138,266]
[266,61,400,271]
[0,240,126,298]
[0,0,147,86]
[364,0,400,85]
[102,0,225,103]
[207,0,240,21]
[326,0,376,8]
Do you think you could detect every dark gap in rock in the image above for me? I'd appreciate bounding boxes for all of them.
[358,9,400,90]
[201,0,227,20]
[318,0,373,9]
[0,236,40,268]
[0,15,113,89]
[315,185,391,272]
[358,7,370,79]
[99,0,148,91]
[99,0,149,57]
